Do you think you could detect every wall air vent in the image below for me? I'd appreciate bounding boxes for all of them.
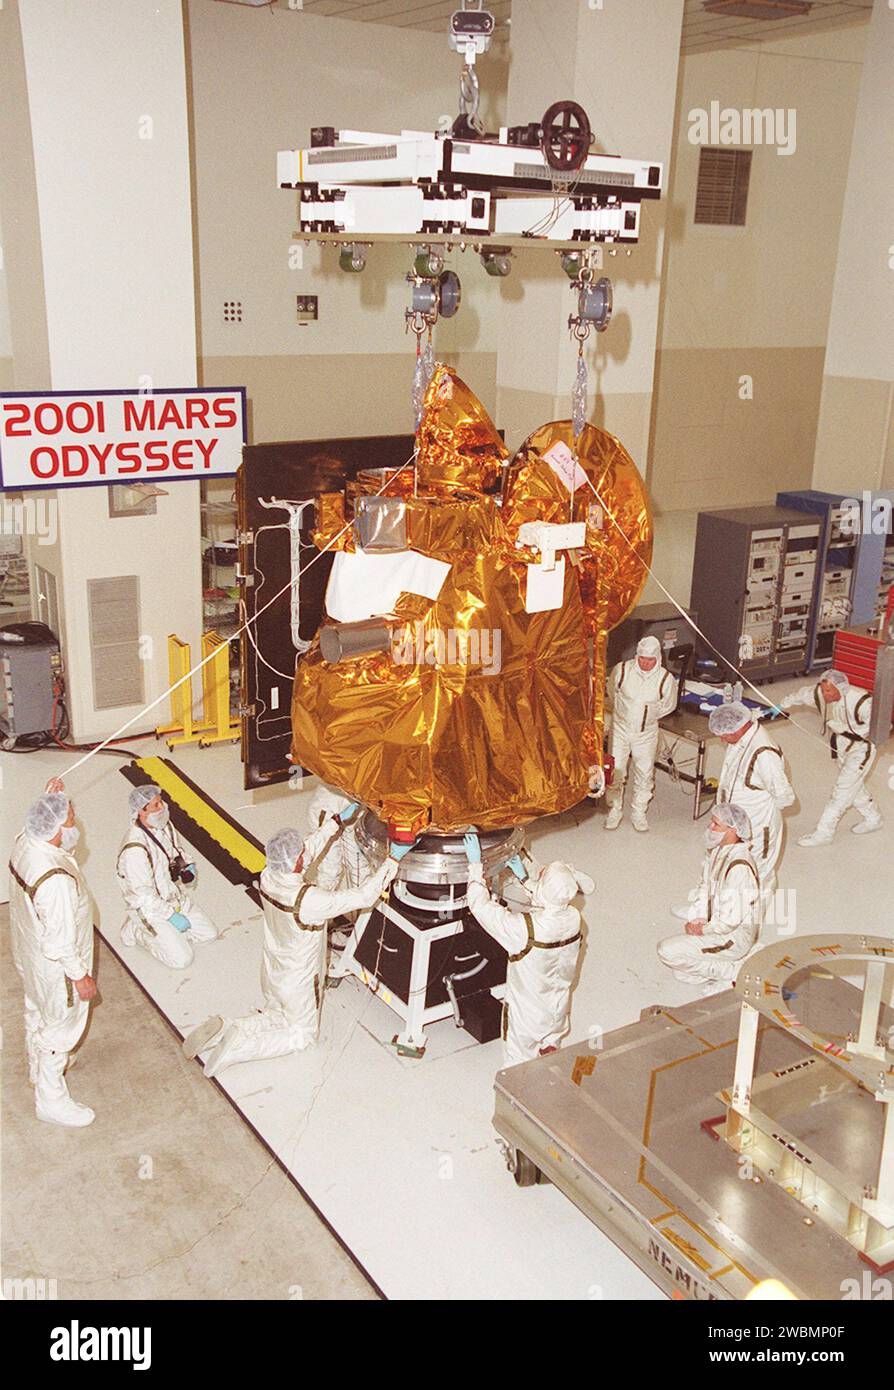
[702,1,811,19]
[694,147,752,227]
[87,575,145,711]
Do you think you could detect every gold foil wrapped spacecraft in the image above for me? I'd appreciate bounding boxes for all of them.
[414,364,508,496]
[292,368,652,835]
[505,419,652,633]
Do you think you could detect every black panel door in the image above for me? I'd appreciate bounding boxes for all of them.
[238,435,415,789]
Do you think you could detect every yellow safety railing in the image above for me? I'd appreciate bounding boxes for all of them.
[156,632,239,748]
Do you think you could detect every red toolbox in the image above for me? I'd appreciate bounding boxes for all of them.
[834,621,894,716]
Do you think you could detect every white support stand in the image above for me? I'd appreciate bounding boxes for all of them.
[864,1100,894,1228]
[855,958,887,1062]
[731,1002,759,1112]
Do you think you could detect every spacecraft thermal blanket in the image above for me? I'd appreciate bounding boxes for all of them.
[291,365,651,835]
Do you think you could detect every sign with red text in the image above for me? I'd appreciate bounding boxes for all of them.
[0,387,247,491]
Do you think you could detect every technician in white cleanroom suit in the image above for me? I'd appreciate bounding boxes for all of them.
[305,780,364,890]
[659,803,761,991]
[116,784,218,970]
[8,791,97,1127]
[604,636,677,832]
[777,669,883,846]
[462,834,594,1065]
[182,819,411,1077]
[688,701,794,914]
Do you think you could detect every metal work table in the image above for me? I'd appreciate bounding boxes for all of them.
[655,706,717,821]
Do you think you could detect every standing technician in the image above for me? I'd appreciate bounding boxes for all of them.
[604,636,677,832]
[778,670,883,845]
[8,790,97,1127]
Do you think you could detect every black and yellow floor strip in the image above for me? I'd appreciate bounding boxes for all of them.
[121,756,264,906]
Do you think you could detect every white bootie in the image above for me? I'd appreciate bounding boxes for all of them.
[121,918,137,947]
[182,1015,225,1059]
[798,829,835,848]
[852,818,883,836]
[204,1014,311,1078]
[34,1052,94,1127]
[604,805,623,831]
[36,1095,95,1127]
[204,1024,240,1079]
[632,812,649,833]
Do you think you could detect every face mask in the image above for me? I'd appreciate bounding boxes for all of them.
[705,828,724,848]
[60,825,80,852]
[146,807,170,831]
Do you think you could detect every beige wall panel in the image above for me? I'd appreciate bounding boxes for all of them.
[660,41,864,353]
[202,352,496,445]
[812,374,893,493]
[650,346,824,510]
[185,0,506,364]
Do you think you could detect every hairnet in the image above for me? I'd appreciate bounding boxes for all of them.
[636,635,662,660]
[532,861,595,909]
[822,669,850,692]
[24,792,71,842]
[265,828,305,874]
[129,783,162,818]
[712,802,751,841]
[708,701,752,736]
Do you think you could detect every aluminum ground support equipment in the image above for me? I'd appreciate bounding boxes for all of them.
[494,939,893,1299]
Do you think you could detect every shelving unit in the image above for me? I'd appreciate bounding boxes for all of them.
[0,524,32,619]
[776,489,894,671]
[200,491,239,709]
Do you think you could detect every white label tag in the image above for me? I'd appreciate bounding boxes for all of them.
[526,557,565,613]
[544,441,588,494]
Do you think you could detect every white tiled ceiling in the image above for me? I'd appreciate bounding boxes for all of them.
[287,0,872,49]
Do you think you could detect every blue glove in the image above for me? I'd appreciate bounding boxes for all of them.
[463,832,482,864]
[389,840,414,861]
[336,801,360,824]
[505,854,527,881]
[168,912,191,934]
[767,705,785,720]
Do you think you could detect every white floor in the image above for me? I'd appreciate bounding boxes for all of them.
[2,681,892,1300]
